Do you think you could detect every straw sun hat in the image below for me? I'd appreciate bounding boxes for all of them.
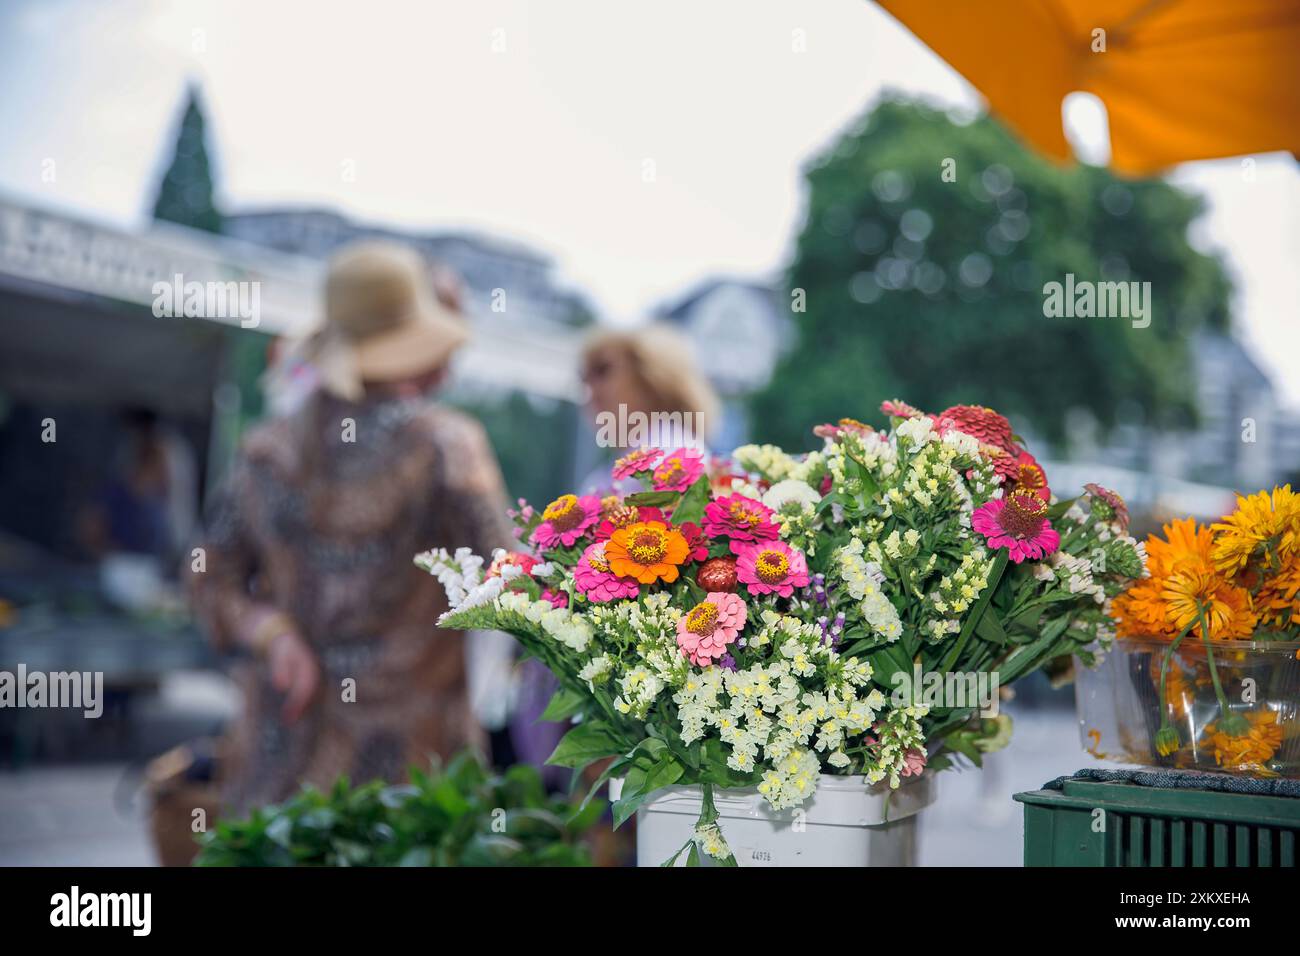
[301,241,469,401]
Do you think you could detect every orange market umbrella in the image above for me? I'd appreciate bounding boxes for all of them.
[876,0,1300,175]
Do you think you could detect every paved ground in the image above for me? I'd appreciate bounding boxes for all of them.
[917,707,1090,866]
[0,690,1094,867]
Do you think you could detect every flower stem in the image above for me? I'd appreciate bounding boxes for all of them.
[1157,618,1196,729]
[1196,601,1249,737]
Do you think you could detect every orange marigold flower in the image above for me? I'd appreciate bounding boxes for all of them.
[1254,556,1300,632]
[1203,710,1283,772]
[1146,518,1215,578]
[1113,576,1179,639]
[604,520,690,585]
[1161,569,1257,640]
[1210,485,1300,578]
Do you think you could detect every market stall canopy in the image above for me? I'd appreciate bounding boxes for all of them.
[0,196,585,411]
[0,196,321,415]
[876,0,1300,175]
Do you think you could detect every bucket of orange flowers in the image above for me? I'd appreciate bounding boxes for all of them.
[1076,486,1300,777]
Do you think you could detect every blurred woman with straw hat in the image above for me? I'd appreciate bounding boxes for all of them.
[187,240,512,815]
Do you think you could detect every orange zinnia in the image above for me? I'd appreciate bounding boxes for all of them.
[605,520,690,585]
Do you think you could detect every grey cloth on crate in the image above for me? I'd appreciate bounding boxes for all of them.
[1043,767,1300,798]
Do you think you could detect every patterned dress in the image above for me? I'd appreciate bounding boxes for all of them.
[188,392,512,813]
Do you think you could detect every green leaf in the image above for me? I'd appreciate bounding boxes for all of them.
[545,721,627,769]
[1045,497,1077,520]
[624,491,678,507]
[974,609,1008,645]
[539,686,587,722]
[670,476,712,526]
[940,548,1009,672]
[611,754,685,828]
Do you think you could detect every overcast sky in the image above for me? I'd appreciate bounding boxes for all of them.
[1,0,1296,407]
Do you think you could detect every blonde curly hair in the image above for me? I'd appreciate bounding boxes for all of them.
[581,323,720,444]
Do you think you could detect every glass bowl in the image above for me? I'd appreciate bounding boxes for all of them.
[1074,637,1300,778]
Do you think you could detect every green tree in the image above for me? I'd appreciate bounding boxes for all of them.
[751,96,1231,452]
[151,85,223,234]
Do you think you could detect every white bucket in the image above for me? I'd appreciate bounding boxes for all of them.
[612,772,936,867]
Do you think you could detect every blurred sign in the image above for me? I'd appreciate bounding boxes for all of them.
[0,195,320,334]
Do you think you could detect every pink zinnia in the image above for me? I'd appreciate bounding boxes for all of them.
[1008,450,1050,501]
[611,447,663,481]
[652,447,705,493]
[933,404,1015,450]
[734,539,810,598]
[880,399,924,419]
[971,491,1060,564]
[814,418,876,439]
[679,521,709,562]
[573,542,640,603]
[703,493,779,543]
[530,493,601,549]
[676,592,747,667]
[932,405,1024,483]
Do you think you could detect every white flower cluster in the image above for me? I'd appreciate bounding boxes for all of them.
[833,538,903,642]
[496,590,593,652]
[894,415,938,448]
[863,704,928,788]
[732,443,800,482]
[669,611,887,810]
[1049,551,1105,603]
[762,478,822,516]
[588,594,685,718]
[926,549,994,640]
[577,654,613,689]
[614,665,666,720]
[828,430,899,489]
[416,547,501,615]
[693,822,731,860]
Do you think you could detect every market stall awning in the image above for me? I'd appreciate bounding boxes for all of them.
[876,0,1300,175]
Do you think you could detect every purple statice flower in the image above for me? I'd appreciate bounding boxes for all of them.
[822,611,845,647]
[718,653,738,672]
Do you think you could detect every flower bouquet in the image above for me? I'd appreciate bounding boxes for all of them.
[417,401,1146,866]
[1081,486,1300,777]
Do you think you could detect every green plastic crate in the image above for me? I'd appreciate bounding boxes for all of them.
[1014,779,1300,867]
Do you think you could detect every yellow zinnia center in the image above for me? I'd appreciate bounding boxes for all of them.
[628,527,668,565]
[655,458,684,485]
[543,494,581,531]
[685,601,719,636]
[755,549,789,583]
[729,501,761,527]
[586,545,611,575]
